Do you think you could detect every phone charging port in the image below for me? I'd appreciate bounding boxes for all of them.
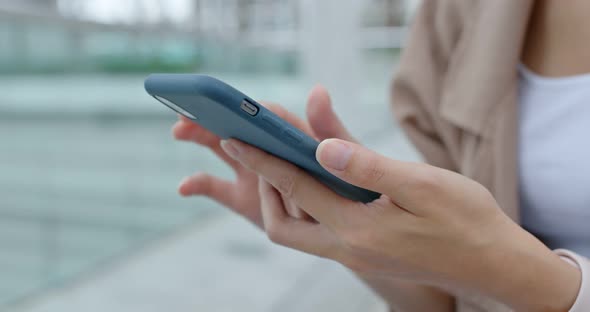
[240,99,259,116]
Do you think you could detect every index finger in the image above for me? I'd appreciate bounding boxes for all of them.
[222,139,362,230]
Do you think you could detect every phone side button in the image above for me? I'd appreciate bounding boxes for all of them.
[283,129,303,144]
[261,114,282,133]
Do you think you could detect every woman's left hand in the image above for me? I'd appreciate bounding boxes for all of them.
[220,138,581,312]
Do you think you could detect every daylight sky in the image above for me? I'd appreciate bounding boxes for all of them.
[57,0,193,24]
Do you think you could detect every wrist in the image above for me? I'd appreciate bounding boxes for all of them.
[476,222,581,311]
[357,274,454,312]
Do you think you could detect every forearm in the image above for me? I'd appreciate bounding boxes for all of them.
[358,275,454,312]
[470,223,581,312]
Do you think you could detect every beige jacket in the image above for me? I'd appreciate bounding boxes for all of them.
[391,1,589,311]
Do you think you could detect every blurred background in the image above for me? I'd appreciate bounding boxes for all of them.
[0,0,421,311]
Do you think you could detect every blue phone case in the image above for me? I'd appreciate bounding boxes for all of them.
[144,74,380,203]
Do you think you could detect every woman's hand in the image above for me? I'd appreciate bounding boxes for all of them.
[173,114,263,226]
[220,137,582,311]
[173,86,458,310]
[171,85,352,227]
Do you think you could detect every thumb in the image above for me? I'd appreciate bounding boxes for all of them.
[306,85,356,142]
[316,139,416,198]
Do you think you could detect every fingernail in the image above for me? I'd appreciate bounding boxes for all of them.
[220,140,240,159]
[318,140,352,171]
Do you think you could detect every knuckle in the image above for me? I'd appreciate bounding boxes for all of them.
[265,223,285,244]
[197,172,211,181]
[341,229,373,251]
[275,172,298,198]
[197,174,213,191]
[337,231,383,274]
[366,159,386,184]
[245,154,264,172]
[407,164,441,192]
[352,153,386,186]
[201,134,218,147]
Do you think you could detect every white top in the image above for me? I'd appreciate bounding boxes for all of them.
[518,65,590,257]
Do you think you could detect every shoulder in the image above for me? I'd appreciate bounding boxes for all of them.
[391,0,528,170]
[411,0,481,58]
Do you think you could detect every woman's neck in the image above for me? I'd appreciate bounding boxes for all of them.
[522,0,590,77]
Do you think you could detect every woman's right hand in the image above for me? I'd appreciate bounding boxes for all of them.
[172,86,455,311]
[171,85,355,228]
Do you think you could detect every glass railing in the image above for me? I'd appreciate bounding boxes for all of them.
[0,1,409,309]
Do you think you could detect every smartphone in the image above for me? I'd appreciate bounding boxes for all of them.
[144,74,380,203]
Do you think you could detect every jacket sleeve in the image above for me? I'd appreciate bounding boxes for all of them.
[390,0,461,171]
[554,250,590,312]
[391,3,590,312]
